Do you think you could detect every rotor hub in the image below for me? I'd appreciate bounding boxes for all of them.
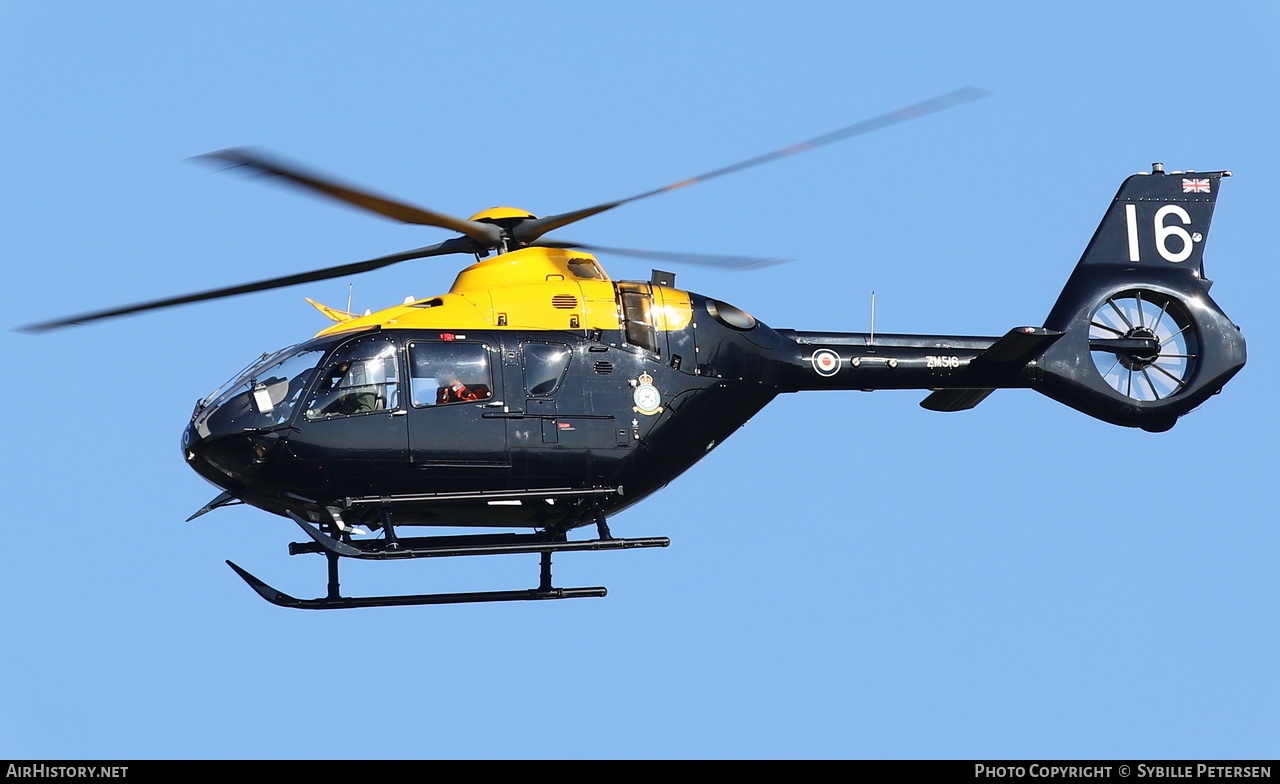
[1118,326,1160,370]
[468,206,537,224]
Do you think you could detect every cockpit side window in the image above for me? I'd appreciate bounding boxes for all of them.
[408,341,494,407]
[304,336,401,420]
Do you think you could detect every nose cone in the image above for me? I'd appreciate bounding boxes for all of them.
[183,340,329,501]
[182,422,265,496]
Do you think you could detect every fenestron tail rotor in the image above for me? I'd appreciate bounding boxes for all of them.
[1088,290,1198,402]
[21,86,990,332]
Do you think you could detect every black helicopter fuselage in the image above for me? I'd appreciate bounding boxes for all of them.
[182,248,1035,535]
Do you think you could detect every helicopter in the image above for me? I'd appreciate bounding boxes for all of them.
[22,87,1247,609]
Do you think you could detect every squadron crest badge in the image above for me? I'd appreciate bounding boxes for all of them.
[631,371,664,415]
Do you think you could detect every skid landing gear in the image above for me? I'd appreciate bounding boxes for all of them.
[226,512,669,609]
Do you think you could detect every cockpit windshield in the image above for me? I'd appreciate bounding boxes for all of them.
[193,343,328,437]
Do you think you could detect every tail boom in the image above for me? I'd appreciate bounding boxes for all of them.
[774,328,1060,395]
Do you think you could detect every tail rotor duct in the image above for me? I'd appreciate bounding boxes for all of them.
[1088,289,1198,402]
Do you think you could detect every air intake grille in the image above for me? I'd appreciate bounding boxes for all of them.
[594,361,614,375]
[551,295,578,309]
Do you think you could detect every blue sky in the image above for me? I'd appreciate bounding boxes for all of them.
[2,1,1278,759]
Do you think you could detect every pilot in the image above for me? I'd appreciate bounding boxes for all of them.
[314,360,382,415]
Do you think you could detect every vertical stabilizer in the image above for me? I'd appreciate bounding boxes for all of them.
[1034,166,1245,431]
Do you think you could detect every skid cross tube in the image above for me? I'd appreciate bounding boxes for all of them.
[287,512,669,560]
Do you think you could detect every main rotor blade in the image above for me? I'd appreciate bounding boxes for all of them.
[534,240,792,270]
[198,148,502,246]
[515,86,992,243]
[18,238,477,333]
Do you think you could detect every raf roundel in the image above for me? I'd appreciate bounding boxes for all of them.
[811,349,842,377]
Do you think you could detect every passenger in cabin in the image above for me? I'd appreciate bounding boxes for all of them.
[435,374,489,404]
[409,346,494,407]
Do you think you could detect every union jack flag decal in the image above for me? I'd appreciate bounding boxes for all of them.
[1182,178,1211,194]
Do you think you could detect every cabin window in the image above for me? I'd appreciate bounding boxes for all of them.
[523,342,572,396]
[304,336,401,420]
[408,342,494,407]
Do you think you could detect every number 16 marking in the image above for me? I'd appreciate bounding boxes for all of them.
[1125,203,1195,263]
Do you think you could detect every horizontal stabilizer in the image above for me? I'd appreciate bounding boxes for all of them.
[974,326,1064,365]
[920,327,1063,412]
[920,387,995,412]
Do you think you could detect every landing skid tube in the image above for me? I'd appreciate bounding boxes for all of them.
[226,555,607,609]
[226,513,670,610]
